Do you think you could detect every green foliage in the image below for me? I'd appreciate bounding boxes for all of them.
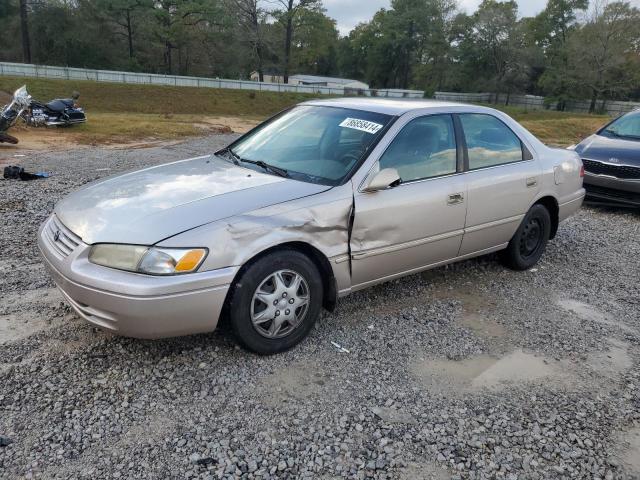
[0,0,638,105]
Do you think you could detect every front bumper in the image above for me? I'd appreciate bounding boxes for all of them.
[584,172,640,208]
[38,216,238,339]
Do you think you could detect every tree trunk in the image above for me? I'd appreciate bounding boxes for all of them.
[256,55,264,82]
[252,13,265,82]
[126,10,134,59]
[19,0,31,63]
[589,90,598,113]
[283,7,293,84]
[401,22,414,90]
[164,41,172,74]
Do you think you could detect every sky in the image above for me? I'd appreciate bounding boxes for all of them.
[323,0,639,36]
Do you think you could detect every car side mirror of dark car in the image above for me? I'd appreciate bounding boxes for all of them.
[363,168,402,192]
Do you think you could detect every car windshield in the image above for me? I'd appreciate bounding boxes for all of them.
[227,105,393,186]
[601,111,640,141]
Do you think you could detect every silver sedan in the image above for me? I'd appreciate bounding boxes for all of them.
[38,98,585,354]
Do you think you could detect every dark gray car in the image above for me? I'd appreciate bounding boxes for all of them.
[572,109,640,207]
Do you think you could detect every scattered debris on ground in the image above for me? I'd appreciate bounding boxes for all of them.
[3,165,50,180]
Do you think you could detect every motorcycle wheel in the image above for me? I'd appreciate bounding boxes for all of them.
[0,133,19,144]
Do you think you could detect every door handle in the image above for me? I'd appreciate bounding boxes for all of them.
[447,193,464,205]
[526,177,538,188]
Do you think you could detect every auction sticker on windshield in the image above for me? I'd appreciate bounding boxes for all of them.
[339,118,384,134]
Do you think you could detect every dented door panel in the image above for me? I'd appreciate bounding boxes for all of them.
[349,175,467,288]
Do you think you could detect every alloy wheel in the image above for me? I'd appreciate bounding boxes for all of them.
[251,270,310,339]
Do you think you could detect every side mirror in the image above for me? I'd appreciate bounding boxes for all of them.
[363,168,401,192]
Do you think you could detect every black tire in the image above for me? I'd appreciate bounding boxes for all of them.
[500,204,551,271]
[0,133,19,144]
[227,249,323,355]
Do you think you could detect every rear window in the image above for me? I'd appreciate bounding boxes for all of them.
[460,114,524,169]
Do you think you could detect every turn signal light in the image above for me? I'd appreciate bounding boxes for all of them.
[175,249,207,272]
[580,165,585,177]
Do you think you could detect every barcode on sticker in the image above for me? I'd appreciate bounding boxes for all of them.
[339,118,383,134]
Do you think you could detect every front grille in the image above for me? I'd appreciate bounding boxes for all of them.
[43,215,81,258]
[582,159,640,180]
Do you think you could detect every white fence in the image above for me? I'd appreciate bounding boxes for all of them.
[0,62,424,99]
[435,91,640,116]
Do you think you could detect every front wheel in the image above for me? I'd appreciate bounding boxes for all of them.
[500,204,551,271]
[227,250,323,355]
[0,132,18,144]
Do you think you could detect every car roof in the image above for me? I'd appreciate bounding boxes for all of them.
[302,97,479,116]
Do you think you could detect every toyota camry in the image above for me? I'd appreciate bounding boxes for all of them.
[38,98,585,354]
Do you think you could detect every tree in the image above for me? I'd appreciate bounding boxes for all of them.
[270,0,322,83]
[336,23,372,82]
[534,0,588,109]
[96,0,152,60]
[226,0,269,81]
[404,0,457,92]
[152,0,222,74]
[19,0,31,63]
[469,0,525,101]
[290,8,339,75]
[336,1,457,91]
[566,1,640,112]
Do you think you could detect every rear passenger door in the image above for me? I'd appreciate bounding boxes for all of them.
[457,113,542,256]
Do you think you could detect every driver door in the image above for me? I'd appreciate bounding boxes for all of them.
[350,114,468,288]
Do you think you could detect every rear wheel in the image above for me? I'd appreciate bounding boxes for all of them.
[227,250,323,355]
[500,204,551,270]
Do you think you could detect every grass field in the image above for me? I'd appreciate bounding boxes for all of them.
[0,76,610,147]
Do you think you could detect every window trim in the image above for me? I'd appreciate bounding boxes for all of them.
[455,113,533,172]
[374,113,462,185]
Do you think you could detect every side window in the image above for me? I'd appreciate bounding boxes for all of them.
[460,114,524,169]
[379,115,457,182]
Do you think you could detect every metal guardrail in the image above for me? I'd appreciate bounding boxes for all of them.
[0,62,424,99]
[435,91,640,116]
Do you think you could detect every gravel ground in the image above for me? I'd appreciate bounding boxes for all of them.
[1,136,639,480]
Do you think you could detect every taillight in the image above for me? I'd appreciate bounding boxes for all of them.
[580,165,585,177]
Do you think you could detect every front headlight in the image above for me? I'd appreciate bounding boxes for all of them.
[89,244,207,275]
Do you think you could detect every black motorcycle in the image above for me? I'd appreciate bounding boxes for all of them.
[22,91,87,127]
[0,85,31,144]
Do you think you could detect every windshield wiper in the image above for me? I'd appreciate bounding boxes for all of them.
[243,159,290,178]
[605,130,640,140]
[218,147,289,178]
[217,146,241,165]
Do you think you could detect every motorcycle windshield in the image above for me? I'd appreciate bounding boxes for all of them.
[13,86,31,107]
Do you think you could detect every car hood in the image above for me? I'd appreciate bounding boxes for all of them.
[55,155,330,245]
[576,134,640,165]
